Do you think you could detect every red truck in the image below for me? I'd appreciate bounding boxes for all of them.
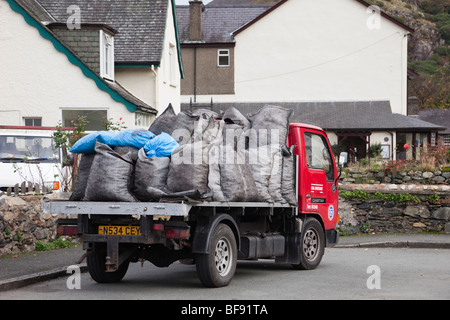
[44,123,339,288]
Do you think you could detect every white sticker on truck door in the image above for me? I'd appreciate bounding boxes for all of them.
[328,205,334,221]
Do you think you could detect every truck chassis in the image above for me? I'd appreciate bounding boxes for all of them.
[44,200,338,287]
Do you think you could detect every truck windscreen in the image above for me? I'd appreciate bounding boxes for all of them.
[0,135,59,163]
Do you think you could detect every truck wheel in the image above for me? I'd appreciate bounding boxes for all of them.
[292,218,325,270]
[87,247,129,283]
[196,223,237,288]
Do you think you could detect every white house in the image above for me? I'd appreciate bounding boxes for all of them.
[0,0,183,131]
[177,0,444,162]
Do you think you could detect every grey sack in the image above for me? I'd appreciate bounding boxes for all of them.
[83,142,137,202]
[132,148,170,201]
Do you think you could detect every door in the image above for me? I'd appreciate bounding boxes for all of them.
[302,130,338,230]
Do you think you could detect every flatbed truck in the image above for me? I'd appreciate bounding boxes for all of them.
[44,123,340,287]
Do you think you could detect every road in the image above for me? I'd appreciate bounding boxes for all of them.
[0,247,449,300]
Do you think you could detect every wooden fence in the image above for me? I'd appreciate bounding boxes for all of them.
[0,181,53,197]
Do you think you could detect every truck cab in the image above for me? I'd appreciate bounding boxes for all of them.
[288,124,339,235]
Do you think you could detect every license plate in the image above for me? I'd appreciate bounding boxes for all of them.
[98,225,141,235]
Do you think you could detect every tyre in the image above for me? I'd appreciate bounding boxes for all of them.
[87,246,130,283]
[292,218,325,270]
[196,223,237,288]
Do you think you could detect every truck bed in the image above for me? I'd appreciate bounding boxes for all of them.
[43,200,295,217]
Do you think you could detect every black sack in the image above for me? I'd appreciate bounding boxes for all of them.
[132,148,170,201]
[83,142,137,202]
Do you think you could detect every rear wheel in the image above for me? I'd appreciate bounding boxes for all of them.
[196,223,237,288]
[87,245,129,283]
[292,218,325,270]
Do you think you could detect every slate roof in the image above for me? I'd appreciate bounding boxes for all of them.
[35,0,169,65]
[207,0,281,7]
[176,4,269,43]
[12,0,157,114]
[418,109,450,135]
[182,101,446,132]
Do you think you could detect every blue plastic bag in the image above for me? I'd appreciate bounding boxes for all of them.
[110,129,155,149]
[70,131,116,154]
[144,132,179,158]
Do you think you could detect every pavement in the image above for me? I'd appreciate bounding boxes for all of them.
[0,233,449,291]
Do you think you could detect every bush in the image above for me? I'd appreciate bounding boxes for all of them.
[35,238,72,251]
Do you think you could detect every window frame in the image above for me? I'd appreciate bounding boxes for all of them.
[304,131,335,182]
[217,49,230,67]
[99,30,115,81]
[60,108,109,132]
[23,117,42,127]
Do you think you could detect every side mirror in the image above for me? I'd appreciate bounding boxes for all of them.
[339,152,348,168]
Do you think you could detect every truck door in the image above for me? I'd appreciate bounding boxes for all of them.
[302,130,338,230]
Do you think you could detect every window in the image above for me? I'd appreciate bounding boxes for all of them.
[443,135,450,146]
[218,49,230,67]
[100,30,114,80]
[24,118,42,127]
[304,132,334,181]
[0,135,59,162]
[61,109,108,131]
[135,113,152,128]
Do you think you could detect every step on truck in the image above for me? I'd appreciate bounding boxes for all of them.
[44,123,340,288]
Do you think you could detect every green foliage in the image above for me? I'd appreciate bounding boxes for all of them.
[420,0,450,15]
[340,190,370,200]
[409,57,439,75]
[356,216,371,233]
[370,143,382,158]
[426,193,441,203]
[35,238,72,252]
[372,191,420,204]
[103,117,127,132]
[340,190,421,204]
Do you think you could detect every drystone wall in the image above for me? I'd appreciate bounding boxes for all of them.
[341,169,450,185]
[338,187,450,235]
[0,194,72,256]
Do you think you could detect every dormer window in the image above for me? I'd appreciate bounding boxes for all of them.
[100,30,114,80]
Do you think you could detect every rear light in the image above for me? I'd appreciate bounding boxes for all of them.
[153,223,164,231]
[53,181,60,190]
[165,228,190,240]
[57,225,77,236]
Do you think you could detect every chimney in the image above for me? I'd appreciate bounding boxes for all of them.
[189,1,203,41]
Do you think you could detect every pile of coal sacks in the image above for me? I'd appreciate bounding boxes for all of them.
[69,104,296,205]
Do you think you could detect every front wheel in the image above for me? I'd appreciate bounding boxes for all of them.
[195,223,237,288]
[292,218,325,270]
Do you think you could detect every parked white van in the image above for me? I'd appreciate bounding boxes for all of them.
[0,126,68,192]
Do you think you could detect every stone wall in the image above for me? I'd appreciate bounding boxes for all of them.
[338,189,450,235]
[341,168,450,185]
[0,195,69,256]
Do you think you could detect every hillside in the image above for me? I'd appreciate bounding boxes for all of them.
[367,0,449,109]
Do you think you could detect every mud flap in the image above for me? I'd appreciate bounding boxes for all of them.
[275,233,301,264]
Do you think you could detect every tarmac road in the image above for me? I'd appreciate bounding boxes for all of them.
[0,237,449,300]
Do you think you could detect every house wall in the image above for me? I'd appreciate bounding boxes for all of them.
[180,45,235,96]
[182,0,409,116]
[327,130,397,160]
[115,67,157,110]
[0,1,137,129]
[111,0,182,116]
[157,0,182,113]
